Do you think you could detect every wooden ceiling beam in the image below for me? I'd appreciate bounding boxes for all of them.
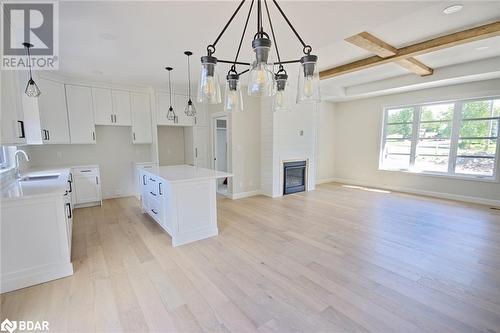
[346,31,433,76]
[320,21,500,80]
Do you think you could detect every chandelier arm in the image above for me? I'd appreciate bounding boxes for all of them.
[218,59,251,66]
[237,69,250,76]
[271,0,310,52]
[257,0,262,34]
[233,0,254,67]
[211,0,247,51]
[263,0,281,65]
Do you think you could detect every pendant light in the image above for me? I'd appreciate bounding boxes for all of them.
[273,66,290,111]
[197,50,221,104]
[165,67,177,123]
[224,68,243,112]
[22,42,41,97]
[198,0,320,108]
[184,51,196,116]
[297,52,320,103]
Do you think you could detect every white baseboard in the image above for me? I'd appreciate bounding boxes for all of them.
[316,177,337,185]
[325,177,500,207]
[230,190,262,200]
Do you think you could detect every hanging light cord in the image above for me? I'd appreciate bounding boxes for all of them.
[26,45,34,80]
[168,71,172,108]
[264,0,285,73]
[187,56,191,100]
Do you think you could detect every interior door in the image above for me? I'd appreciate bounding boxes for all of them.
[66,85,96,144]
[37,78,70,144]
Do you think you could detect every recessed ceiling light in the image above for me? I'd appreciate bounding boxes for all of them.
[443,4,463,14]
[99,33,118,40]
[475,46,489,51]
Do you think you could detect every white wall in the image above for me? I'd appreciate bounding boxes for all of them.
[26,126,152,199]
[157,126,185,166]
[333,79,500,205]
[316,101,336,183]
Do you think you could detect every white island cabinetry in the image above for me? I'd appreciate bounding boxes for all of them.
[139,165,231,247]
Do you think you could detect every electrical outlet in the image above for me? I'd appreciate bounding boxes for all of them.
[298,130,304,136]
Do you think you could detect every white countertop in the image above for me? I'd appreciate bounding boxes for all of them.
[1,168,71,201]
[143,165,232,183]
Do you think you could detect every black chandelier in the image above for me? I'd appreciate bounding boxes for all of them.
[23,42,41,97]
[197,0,320,112]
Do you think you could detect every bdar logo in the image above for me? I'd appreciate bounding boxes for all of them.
[0,319,17,333]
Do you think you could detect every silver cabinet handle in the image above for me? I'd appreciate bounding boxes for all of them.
[150,191,156,196]
[158,183,162,195]
[96,176,99,185]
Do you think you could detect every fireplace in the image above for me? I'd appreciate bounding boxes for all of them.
[283,161,307,195]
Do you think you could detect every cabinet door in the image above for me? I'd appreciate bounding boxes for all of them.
[92,88,113,125]
[1,71,25,145]
[194,126,209,168]
[37,78,70,144]
[156,92,175,125]
[175,95,195,126]
[131,92,152,143]
[194,103,208,127]
[112,90,132,126]
[66,85,96,144]
[74,175,100,204]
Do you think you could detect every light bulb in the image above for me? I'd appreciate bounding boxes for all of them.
[303,76,314,97]
[275,90,285,107]
[226,90,239,111]
[204,76,216,99]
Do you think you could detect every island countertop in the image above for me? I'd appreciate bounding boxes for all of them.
[143,165,232,183]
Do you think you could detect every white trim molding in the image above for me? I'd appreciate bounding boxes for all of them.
[325,177,500,208]
[230,190,262,200]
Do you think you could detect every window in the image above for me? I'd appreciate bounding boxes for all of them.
[380,97,500,180]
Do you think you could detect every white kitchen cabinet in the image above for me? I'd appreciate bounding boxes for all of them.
[37,78,70,144]
[92,87,113,125]
[184,126,209,168]
[65,85,96,144]
[131,92,152,143]
[1,71,26,145]
[194,103,208,127]
[112,90,132,126]
[72,166,102,207]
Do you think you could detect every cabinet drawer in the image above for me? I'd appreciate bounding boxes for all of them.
[73,167,99,176]
[148,199,163,223]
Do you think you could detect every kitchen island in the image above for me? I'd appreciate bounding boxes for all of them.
[139,165,232,247]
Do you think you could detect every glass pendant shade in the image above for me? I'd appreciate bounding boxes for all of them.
[25,78,41,97]
[197,56,222,104]
[297,54,320,103]
[247,37,274,97]
[273,73,289,112]
[185,100,196,116]
[224,73,243,112]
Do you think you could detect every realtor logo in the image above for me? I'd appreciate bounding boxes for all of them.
[0,319,17,333]
[1,1,59,69]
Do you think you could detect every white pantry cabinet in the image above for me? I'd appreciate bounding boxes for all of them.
[131,92,153,143]
[37,78,71,144]
[184,126,209,168]
[72,166,102,207]
[112,90,132,126]
[65,85,96,144]
[0,71,26,145]
[92,87,114,125]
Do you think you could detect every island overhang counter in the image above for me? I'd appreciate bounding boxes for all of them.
[139,165,232,247]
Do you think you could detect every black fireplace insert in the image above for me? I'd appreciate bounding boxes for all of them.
[283,161,306,195]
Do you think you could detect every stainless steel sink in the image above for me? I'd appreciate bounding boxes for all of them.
[20,174,60,181]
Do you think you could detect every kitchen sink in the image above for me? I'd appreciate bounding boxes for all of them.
[20,174,60,181]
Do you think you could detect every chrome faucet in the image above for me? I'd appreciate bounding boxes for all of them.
[14,150,30,179]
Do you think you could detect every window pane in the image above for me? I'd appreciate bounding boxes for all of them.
[415,156,449,173]
[415,138,450,173]
[421,103,454,122]
[386,107,414,124]
[455,157,494,176]
[419,121,452,139]
[416,139,451,156]
[458,139,497,158]
[462,99,499,119]
[460,118,498,138]
[381,154,410,170]
[385,140,412,155]
[387,123,412,139]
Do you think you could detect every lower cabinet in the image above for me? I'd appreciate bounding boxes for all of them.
[72,166,102,207]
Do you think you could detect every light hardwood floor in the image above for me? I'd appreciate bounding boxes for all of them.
[1,183,500,333]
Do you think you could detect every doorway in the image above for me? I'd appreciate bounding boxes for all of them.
[213,116,228,195]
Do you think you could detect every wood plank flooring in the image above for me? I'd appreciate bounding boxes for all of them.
[1,182,500,332]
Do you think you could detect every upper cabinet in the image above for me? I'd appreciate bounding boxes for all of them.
[92,88,113,125]
[37,78,71,144]
[112,90,132,126]
[131,92,152,144]
[1,71,26,145]
[65,85,96,144]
